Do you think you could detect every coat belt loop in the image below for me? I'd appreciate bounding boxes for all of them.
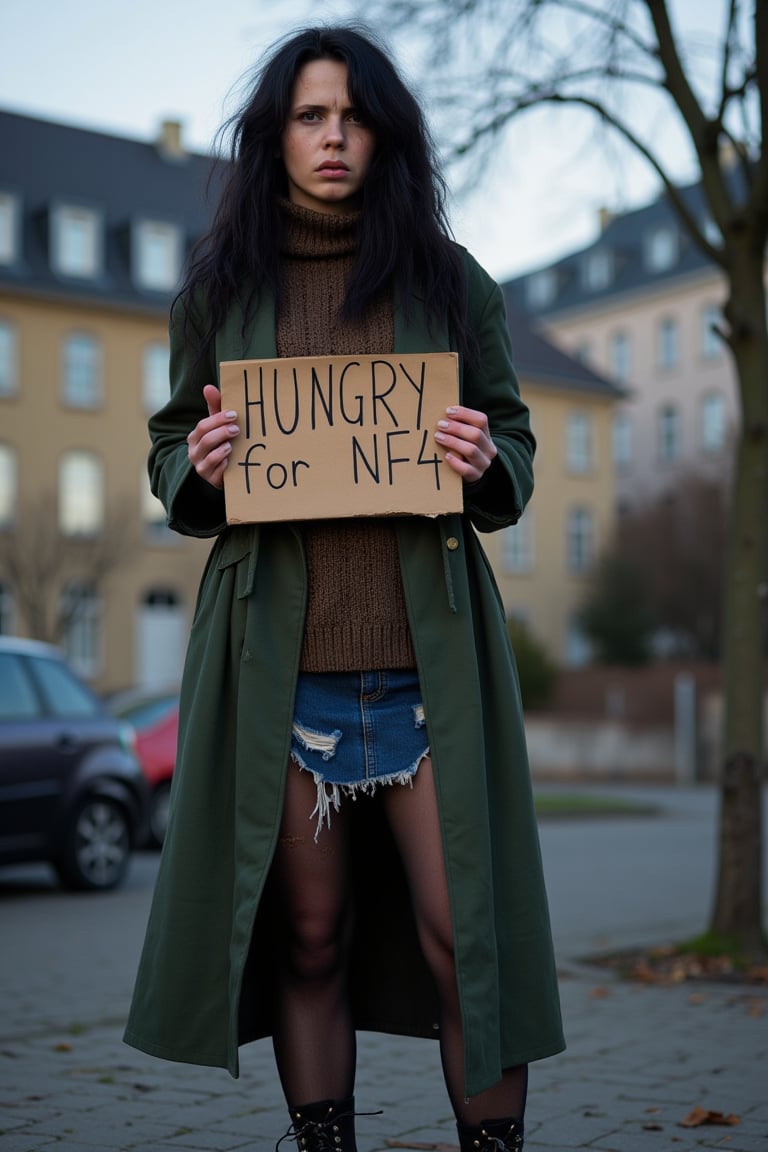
[440,522,458,614]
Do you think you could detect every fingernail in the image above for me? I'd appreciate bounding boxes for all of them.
[446,406,458,414]
[437,420,450,429]
[227,425,239,435]
[225,411,238,419]
[435,431,446,442]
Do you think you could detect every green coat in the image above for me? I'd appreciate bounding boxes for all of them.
[123,252,564,1098]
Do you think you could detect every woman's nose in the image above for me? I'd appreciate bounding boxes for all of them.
[323,117,345,147]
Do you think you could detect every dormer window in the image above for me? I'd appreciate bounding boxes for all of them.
[133,220,181,291]
[526,269,558,309]
[0,192,20,266]
[52,204,102,278]
[582,248,613,291]
[645,225,678,272]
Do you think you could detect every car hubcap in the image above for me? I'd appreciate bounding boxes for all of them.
[75,801,129,886]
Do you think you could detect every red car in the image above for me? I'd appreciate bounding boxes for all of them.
[108,692,178,847]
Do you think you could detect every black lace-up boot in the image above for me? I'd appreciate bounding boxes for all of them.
[456,1116,524,1152]
[276,1096,357,1152]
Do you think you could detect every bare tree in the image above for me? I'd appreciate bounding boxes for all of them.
[0,494,138,645]
[373,0,767,958]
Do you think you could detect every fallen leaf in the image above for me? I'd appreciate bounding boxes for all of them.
[53,1042,73,1052]
[642,1123,664,1130]
[679,1107,741,1128]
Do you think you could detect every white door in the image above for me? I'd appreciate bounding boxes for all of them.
[136,594,186,690]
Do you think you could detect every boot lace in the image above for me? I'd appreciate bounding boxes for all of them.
[275,1102,380,1152]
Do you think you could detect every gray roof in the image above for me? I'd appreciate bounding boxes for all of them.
[0,109,219,314]
[503,178,725,319]
[504,300,622,398]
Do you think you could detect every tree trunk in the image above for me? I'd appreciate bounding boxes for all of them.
[709,247,768,961]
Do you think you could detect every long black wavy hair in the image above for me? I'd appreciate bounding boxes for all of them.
[183,24,473,363]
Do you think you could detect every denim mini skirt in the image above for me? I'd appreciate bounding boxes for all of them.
[290,669,429,838]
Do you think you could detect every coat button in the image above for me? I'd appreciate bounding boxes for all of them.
[446,536,459,550]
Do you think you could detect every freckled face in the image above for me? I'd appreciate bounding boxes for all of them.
[280,58,376,215]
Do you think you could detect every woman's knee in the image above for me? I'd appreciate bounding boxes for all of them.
[284,907,348,982]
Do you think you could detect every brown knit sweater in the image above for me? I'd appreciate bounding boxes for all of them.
[277,200,416,672]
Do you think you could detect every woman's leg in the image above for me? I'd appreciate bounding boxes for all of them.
[271,762,356,1107]
[381,758,528,1127]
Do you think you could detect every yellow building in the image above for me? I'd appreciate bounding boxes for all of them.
[485,311,621,664]
[503,185,737,517]
[0,112,211,692]
[0,111,619,687]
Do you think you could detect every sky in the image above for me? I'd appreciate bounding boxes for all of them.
[0,0,725,281]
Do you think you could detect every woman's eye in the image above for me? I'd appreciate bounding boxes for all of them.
[299,111,320,122]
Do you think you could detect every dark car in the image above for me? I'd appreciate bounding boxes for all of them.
[0,637,149,890]
[107,690,178,848]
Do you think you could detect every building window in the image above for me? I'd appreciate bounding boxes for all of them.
[582,249,613,291]
[0,192,19,266]
[574,340,592,365]
[566,507,594,574]
[62,333,102,408]
[700,304,722,360]
[142,341,170,412]
[566,411,594,473]
[502,512,535,574]
[0,319,18,397]
[0,582,14,635]
[701,214,722,248]
[645,225,678,271]
[0,443,17,528]
[565,615,592,667]
[60,581,101,679]
[52,204,102,279]
[133,220,181,291]
[59,450,105,536]
[142,470,170,539]
[657,316,679,369]
[609,330,631,383]
[657,403,681,462]
[701,392,727,453]
[612,411,633,471]
[526,269,558,309]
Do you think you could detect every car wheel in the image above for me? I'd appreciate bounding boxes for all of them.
[54,796,132,891]
[148,781,172,848]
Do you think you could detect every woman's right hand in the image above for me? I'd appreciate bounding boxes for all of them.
[186,384,240,490]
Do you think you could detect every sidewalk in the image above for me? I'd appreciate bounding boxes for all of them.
[1,785,766,1152]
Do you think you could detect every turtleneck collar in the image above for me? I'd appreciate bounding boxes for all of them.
[279,197,360,260]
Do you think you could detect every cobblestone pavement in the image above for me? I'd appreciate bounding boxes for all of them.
[1,785,766,1152]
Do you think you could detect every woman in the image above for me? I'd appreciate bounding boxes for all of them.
[124,25,564,1152]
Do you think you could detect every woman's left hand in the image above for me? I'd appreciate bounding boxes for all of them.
[434,406,497,484]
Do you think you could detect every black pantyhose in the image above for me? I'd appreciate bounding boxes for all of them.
[271,766,356,1107]
[381,761,528,1127]
[271,758,527,1128]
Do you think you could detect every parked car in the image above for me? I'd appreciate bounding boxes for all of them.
[106,690,178,848]
[0,637,149,890]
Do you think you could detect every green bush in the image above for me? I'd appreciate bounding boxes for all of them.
[506,617,557,710]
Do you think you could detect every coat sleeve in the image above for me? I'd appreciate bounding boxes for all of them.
[148,293,228,538]
[460,254,535,534]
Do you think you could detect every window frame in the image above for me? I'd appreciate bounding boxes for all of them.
[61,331,103,409]
[132,219,182,292]
[58,449,105,537]
[51,203,103,280]
[0,317,19,398]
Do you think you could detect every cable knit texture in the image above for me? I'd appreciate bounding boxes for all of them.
[276,200,415,672]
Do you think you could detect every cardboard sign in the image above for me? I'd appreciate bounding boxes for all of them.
[220,353,462,523]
